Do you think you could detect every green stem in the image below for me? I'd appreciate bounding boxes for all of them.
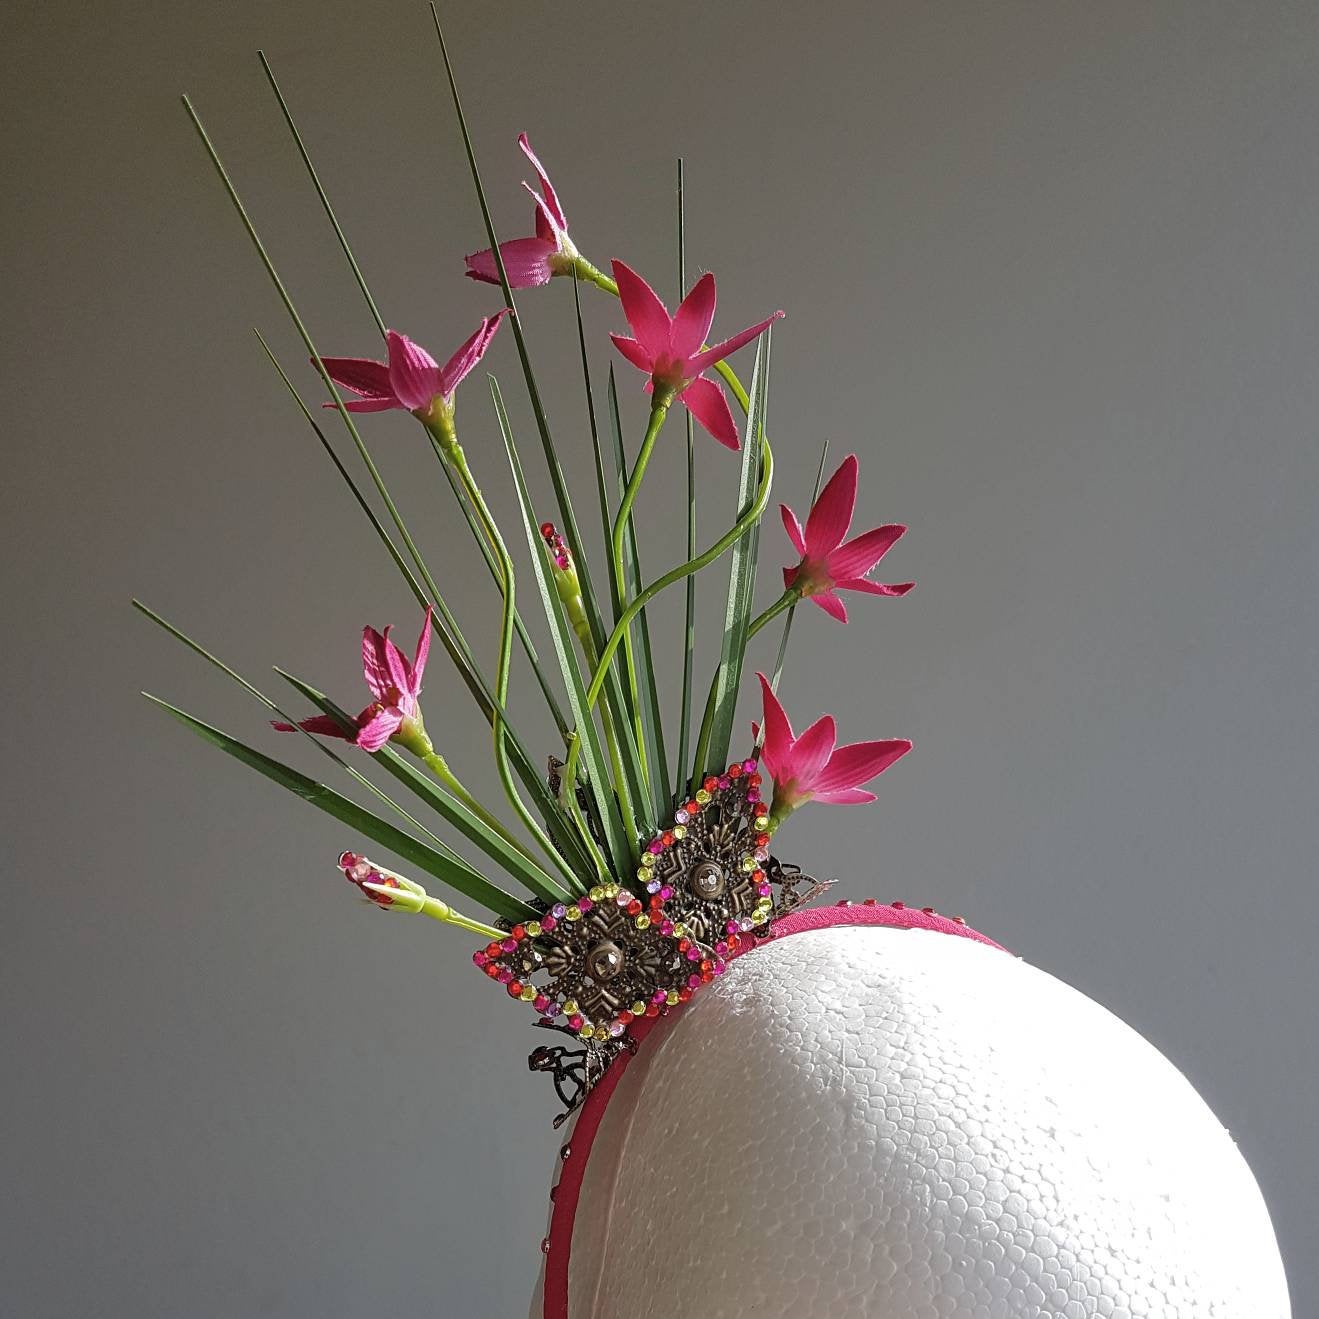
[427,419,580,891]
[610,395,673,792]
[571,257,618,295]
[419,749,539,868]
[746,588,799,640]
[563,431,775,794]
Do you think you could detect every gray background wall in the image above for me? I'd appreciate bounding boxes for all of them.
[4,2,1316,1314]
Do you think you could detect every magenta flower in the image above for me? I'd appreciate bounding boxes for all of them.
[275,608,433,754]
[465,134,577,288]
[756,672,911,823]
[609,260,783,450]
[317,319,507,421]
[780,454,913,623]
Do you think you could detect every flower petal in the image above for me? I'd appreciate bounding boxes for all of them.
[409,606,432,693]
[465,237,557,289]
[383,628,411,695]
[779,504,807,556]
[812,739,912,795]
[756,672,795,780]
[316,355,393,401]
[838,576,915,597]
[356,707,403,753]
[518,132,566,231]
[611,260,672,356]
[687,310,783,376]
[827,523,905,579]
[804,454,857,556]
[271,714,353,739]
[670,272,717,360]
[385,331,443,412]
[610,333,655,374]
[808,590,849,623]
[362,626,393,701]
[790,714,837,787]
[438,310,509,401]
[322,397,403,413]
[679,376,740,450]
[810,787,877,805]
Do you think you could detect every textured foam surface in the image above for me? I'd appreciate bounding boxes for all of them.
[544,925,1288,1318]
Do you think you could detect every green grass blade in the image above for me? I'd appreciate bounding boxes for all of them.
[274,669,573,904]
[144,694,533,922]
[257,52,386,337]
[674,157,698,799]
[701,331,772,777]
[429,8,610,660]
[491,377,633,875]
[606,367,670,817]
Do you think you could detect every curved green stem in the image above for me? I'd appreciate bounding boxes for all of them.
[610,395,672,793]
[562,431,775,794]
[746,588,799,640]
[427,419,579,891]
[419,749,541,870]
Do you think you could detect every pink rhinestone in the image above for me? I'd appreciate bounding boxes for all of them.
[567,1014,583,1030]
[742,759,757,773]
[651,989,667,1004]
[577,897,594,912]
[533,995,550,1013]
[718,776,731,789]
[715,941,729,955]
[686,947,701,962]
[500,937,518,953]
[712,959,726,976]
[687,973,701,989]
[541,915,558,932]
[725,919,739,935]
[758,883,772,897]
[616,890,632,906]
[472,951,488,966]
[658,885,673,900]
[659,920,674,936]
[497,968,514,984]
[647,839,663,855]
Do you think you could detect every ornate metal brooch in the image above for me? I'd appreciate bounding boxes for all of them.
[474,758,827,1124]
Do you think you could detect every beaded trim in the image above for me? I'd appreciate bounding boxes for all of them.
[473,759,826,1123]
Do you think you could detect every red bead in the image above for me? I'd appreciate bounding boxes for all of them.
[484,963,501,978]
[649,895,664,910]
[747,773,763,788]
[727,763,742,778]
[685,800,700,815]
[486,941,503,959]
[540,522,555,537]
[644,1004,660,1018]
[703,776,719,792]
[507,980,524,997]
[678,988,693,1002]
[678,938,691,952]
[618,1011,633,1025]
[661,831,675,846]
[626,899,642,916]
[754,834,770,849]
[510,924,526,942]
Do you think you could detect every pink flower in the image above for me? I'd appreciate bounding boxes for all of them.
[274,608,432,754]
[317,320,507,420]
[609,260,783,450]
[465,134,577,288]
[780,454,913,623]
[756,672,911,822]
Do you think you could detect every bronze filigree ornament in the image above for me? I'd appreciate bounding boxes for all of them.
[474,757,829,1122]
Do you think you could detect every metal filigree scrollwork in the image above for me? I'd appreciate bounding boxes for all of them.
[474,756,830,1121]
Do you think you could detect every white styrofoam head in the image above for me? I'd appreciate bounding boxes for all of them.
[536,924,1288,1318]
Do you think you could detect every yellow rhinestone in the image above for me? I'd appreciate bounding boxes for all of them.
[740,856,756,873]
[563,999,579,1015]
[641,852,656,867]
[604,884,620,899]
[580,1025,595,1040]
[526,922,542,937]
[589,886,606,902]
[520,985,537,1002]
[695,788,711,805]
[635,914,651,930]
[631,1000,647,1016]
[673,825,687,839]
[566,905,582,921]
[672,922,687,938]
[665,991,679,1005]
[754,815,770,831]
